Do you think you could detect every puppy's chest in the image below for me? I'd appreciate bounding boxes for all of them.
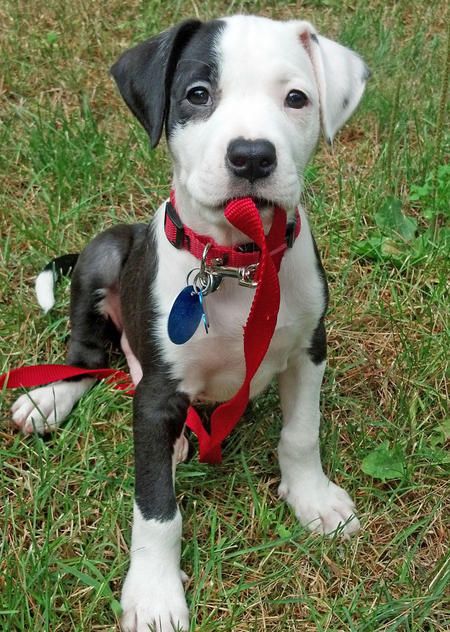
[157,274,314,403]
[152,207,324,403]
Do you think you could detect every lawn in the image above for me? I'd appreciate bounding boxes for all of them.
[0,1,448,630]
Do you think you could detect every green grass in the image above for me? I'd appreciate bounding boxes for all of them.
[1,0,449,630]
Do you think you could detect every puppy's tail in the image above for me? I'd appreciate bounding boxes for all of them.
[35,254,79,313]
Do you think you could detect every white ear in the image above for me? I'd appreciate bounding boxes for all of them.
[297,21,370,143]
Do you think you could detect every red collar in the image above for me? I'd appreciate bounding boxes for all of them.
[164,191,301,268]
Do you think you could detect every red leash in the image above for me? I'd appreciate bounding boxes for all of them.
[2,198,298,464]
[0,364,134,393]
[185,199,287,462]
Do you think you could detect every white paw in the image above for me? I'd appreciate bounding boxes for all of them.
[279,477,360,538]
[11,383,72,434]
[10,378,93,434]
[121,563,189,632]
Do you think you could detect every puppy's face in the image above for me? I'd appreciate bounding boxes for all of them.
[167,17,320,217]
[112,16,368,224]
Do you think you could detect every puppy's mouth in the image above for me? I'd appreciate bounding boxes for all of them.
[214,197,276,213]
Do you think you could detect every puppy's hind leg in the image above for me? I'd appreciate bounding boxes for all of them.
[11,261,106,434]
[12,226,136,435]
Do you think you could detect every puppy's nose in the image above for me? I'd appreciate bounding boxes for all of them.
[226,138,277,183]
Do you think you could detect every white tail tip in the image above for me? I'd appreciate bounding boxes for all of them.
[35,269,55,313]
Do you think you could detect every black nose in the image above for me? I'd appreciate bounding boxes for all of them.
[226,138,277,183]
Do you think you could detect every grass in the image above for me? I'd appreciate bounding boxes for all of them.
[0,0,449,630]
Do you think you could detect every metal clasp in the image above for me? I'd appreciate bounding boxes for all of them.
[205,245,259,288]
[208,262,259,288]
[187,243,259,294]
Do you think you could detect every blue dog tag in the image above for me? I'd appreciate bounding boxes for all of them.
[168,285,206,345]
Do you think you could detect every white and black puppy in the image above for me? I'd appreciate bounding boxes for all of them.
[12,15,369,632]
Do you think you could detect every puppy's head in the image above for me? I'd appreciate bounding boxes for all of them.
[111,16,369,225]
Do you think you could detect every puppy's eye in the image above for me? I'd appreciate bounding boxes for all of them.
[285,90,309,109]
[186,86,211,106]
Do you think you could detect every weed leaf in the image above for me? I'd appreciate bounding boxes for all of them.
[375,197,417,241]
[361,442,405,481]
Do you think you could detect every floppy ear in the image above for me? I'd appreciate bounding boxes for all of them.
[297,22,370,143]
[111,19,202,147]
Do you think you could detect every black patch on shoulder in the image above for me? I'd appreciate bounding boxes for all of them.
[311,33,319,44]
[166,19,225,136]
[119,223,158,365]
[307,234,329,365]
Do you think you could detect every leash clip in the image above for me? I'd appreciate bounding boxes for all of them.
[207,261,259,288]
[188,243,259,293]
[204,245,259,288]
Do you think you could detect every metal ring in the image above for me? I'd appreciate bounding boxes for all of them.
[186,267,200,286]
[192,271,213,296]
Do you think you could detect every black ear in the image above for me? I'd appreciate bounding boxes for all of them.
[111,19,202,147]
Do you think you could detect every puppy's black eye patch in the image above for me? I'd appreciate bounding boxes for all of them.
[285,90,309,109]
[186,86,211,106]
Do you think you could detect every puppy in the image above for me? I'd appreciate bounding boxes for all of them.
[12,15,369,632]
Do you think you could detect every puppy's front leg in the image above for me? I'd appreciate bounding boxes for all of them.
[277,346,360,538]
[121,376,190,632]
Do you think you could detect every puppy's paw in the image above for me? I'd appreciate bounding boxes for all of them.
[121,564,189,632]
[11,384,70,434]
[11,379,93,434]
[279,477,360,538]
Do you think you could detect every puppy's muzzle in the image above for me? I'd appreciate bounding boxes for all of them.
[226,137,277,183]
